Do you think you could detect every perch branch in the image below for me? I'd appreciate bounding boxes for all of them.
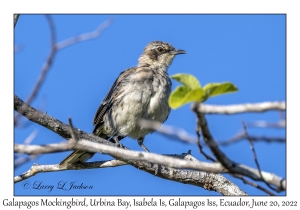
[14,94,286,191]
[195,102,285,115]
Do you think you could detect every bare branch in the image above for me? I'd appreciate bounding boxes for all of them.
[14,15,57,125]
[14,14,20,28]
[242,122,281,193]
[14,155,38,169]
[218,132,285,146]
[68,117,78,144]
[191,102,286,192]
[246,120,286,128]
[233,174,275,196]
[192,103,234,168]
[23,129,39,145]
[195,101,285,115]
[14,160,126,183]
[26,15,57,108]
[139,119,197,144]
[14,94,286,191]
[196,129,215,162]
[14,148,247,196]
[15,142,73,155]
[14,141,226,173]
[55,18,113,50]
[278,110,285,121]
[14,16,113,126]
[14,129,39,168]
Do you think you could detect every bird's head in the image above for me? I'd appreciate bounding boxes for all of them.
[138,41,186,70]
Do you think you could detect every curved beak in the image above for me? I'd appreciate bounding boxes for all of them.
[170,49,186,55]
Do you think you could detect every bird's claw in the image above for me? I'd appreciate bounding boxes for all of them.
[114,142,124,149]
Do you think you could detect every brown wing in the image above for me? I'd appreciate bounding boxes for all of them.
[60,68,138,166]
[92,67,137,132]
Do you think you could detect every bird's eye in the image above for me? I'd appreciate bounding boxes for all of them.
[157,47,164,52]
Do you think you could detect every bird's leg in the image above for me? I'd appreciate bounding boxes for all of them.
[113,136,124,148]
[138,138,150,152]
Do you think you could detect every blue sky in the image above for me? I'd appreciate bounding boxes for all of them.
[14,14,286,196]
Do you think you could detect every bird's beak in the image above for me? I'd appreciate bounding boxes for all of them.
[170,49,186,55]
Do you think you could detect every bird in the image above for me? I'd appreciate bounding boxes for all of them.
[59,41,186,166]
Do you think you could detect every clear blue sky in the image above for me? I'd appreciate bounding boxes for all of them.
[14,14,286,196]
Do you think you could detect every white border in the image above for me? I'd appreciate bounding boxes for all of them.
[2,0,299,209]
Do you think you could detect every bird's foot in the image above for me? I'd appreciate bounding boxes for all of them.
[114,142,124,149]
[113,137,124,149]
[138,138,150,153]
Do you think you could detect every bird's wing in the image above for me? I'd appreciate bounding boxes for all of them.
[92,67,137,130]
[60,68,138,166]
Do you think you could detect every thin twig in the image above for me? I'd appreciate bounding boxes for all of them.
[27,15,57,108]
[14,15,57,125]
[278,110,285,121]
[14,14,20,28]
[23,129,39,145]
[192,103,235,169]
[191,102,285,192]
[196,128,215,162]
[55,18,113,50]
[218,131,285,146]
[14,155,38,169]
[246,120,286,128]
[233,174,275,196]
[139,119,197,144]
[14,129,39,168]
[14,16,113,126]
[68,117,78,144]
[242,121,282,192]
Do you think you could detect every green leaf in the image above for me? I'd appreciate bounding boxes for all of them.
[170,73,201,89]
[168,86,204,109]
[202,82,238,100]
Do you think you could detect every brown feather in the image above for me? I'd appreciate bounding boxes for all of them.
[59,41,185,166]
[93,67,137,127]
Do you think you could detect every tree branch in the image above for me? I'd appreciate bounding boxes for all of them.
[14,146,247,196]
[14,141,227,174]
[14,159,127,183]
[246,120,286,128]
[14,94,286,192]
[14,14,20,28]
[14,129,39,168]
[139,119,197,144]
[191,102,286,192]
[55,18,113,50]
[218,132,285,146]
[242,121,279,193]
[232,174,275,196]
[14,15,113,126]
[195,102,285,115]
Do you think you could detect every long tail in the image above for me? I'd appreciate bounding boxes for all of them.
[59,131,109,166]
[59,131,125,166]
[59,150,95,166]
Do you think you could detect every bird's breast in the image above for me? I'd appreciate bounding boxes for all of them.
[109,69,171,139]
[143,73,171,122]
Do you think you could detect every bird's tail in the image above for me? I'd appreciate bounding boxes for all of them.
[59,150,95,166]
[59,132,109,166]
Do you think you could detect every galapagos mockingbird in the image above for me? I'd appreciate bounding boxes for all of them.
[60,41,186,166]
